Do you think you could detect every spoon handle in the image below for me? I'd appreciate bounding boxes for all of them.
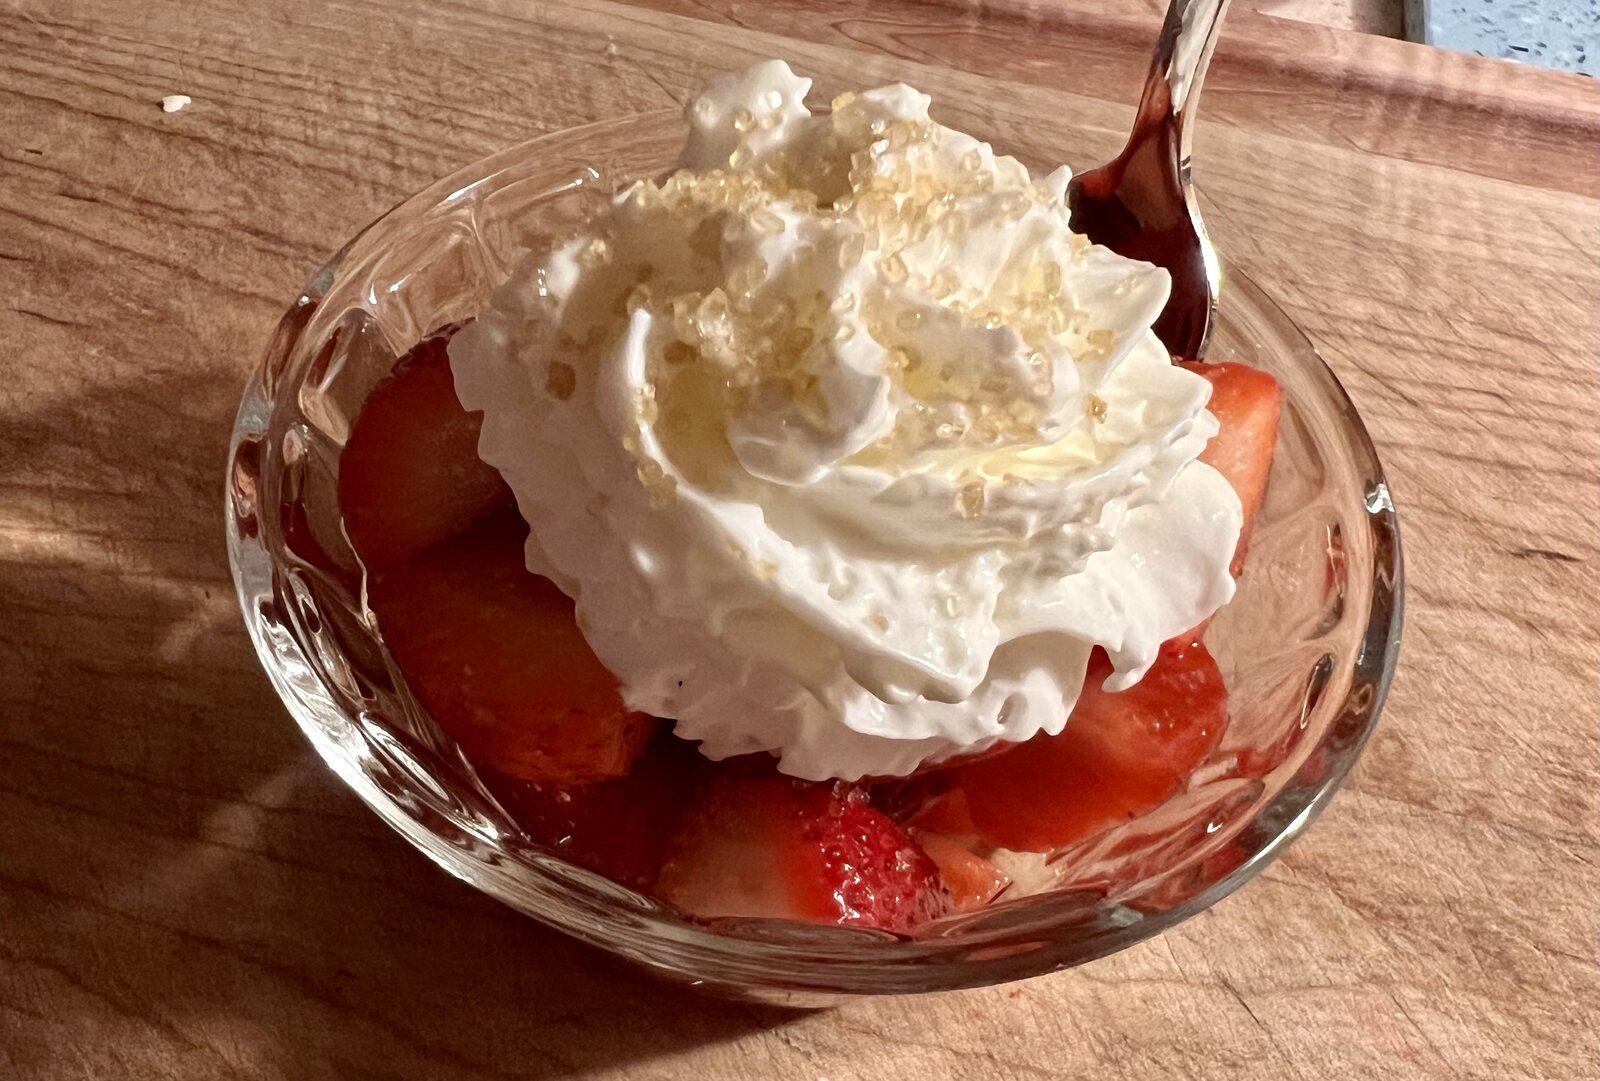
[1142,0,1232,168]
[1069,0,1234,359]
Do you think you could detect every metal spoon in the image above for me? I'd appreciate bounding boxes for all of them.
[1068,0,1232,361]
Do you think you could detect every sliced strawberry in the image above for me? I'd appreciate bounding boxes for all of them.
[1180,361,1283,575]
[945,642,1228,853]
[368,510,658,785]
[484,732,707,889]
[656,777,947,931]
[914,831,1011,912]
[903,784,977,834]
[340,324,513,573]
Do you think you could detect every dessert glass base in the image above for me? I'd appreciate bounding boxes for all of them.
[225,111,1402,1002]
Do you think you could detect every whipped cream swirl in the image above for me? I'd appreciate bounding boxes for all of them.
[450,60,1242,780]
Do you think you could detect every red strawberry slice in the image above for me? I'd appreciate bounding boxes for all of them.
[340,324,514,573]
[943,642,1228,853]
[484,732,708,889]
[914,831,1011,913]
[368,510,658,785]
[656,777,947,931]
[1180,361,1284,575]
[903,785,978,834]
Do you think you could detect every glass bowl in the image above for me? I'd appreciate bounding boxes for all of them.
[225,110,1402,1003]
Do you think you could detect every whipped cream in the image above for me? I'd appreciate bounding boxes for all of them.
[450,60,1242,781]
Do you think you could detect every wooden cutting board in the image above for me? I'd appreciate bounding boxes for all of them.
[1,1,1595,1078]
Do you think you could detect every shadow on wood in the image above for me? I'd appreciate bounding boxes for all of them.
[0,360,803,1079]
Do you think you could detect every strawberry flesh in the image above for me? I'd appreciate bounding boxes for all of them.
[1181,361,1284,575]
[368,510,658,785]
[914,831,1011,912]
[657,777,947,931]
[944,641,1229,853]
[340,324,514,573]
[484,732,708,889]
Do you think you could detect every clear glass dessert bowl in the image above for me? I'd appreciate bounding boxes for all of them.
[225,111,1402,1003]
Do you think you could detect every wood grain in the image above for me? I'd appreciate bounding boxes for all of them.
[1,1,1596,1079]
[628,0,1600,196]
